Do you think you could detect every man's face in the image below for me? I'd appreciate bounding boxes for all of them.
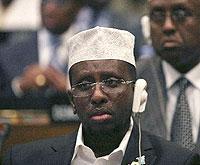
[149,0,200,72]
[41,0,81,34]
[69,60,135,134]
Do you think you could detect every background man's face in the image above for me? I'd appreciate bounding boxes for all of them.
[69,60,135,134]
[41,0,81,34]
[149,0,200,72]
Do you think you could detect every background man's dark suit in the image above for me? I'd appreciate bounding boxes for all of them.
[3,124,199,165]
[0,32,38,97]
[0,0,83,102]
[136,56,200,154]
[0,31,69,109]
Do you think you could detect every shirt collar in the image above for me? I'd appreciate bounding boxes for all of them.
[162,61,180,89]
[162,61,200,90]
[71,117,134,161]
[186,62,200,90]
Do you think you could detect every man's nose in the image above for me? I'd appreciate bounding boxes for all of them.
[162,13,176,35]
[91,84,108,105]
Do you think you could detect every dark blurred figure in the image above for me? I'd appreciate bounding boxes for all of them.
[0,65,8,95]
[106,0,148,59]
[85,0,112,27]
[76,0,130,33]
[0,0,13,43]
[127,0,148,59]
[0,32,9,44]
[0,123,10,150]
[75,0,145,57]
[1,0,13,8]
[0,0,84,103]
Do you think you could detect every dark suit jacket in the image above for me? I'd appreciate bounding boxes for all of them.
[0,31,38,97]
[0,31,69,108]
[3,124,200,165]
[136,56,200,154]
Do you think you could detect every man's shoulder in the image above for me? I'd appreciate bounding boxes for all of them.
[146,132,186,153]
[5,132,77,160]
[143,131,200,164]
[136,56,160,71]
[12,131,77,151]
[136,56,164,84]
[3,131,78,165]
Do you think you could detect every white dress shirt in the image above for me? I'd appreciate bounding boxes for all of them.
[162,61,200,142]
[71,118,134,165]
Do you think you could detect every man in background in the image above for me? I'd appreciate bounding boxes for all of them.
[0,0,84,101]
[137,0,200,154]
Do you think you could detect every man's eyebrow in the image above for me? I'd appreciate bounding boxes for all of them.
[150,6,165,14]
[172,4,190,10]
[76,76,94,82]
[151,6,164,10]
[101,72,123,79]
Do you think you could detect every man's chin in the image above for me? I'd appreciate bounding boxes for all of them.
[157,47,183,58]
[162,46,182,51]
[84,121,116,134]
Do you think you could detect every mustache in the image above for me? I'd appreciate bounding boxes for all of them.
[87,107,113,117]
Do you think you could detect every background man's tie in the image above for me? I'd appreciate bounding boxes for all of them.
[171,77,195,150]
[49,35,63,71]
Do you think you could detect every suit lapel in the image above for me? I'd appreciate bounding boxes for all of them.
[137,56,167,138]
[121,124,157,165]
[151,57,167,129]
[44,132,77,165]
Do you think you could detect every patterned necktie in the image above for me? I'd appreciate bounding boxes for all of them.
[171,77,195,150]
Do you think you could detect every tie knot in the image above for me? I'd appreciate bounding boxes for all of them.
[176,77,190,91]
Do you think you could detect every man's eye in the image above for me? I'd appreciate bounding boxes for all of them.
[103,78,121,88]
[76,82,92,91]
[150,10,165,23]
[172,9,192,22]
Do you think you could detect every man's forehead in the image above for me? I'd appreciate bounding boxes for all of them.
[69,60,133,78]
[69,59,135,84]
[70,59,130,71]
[70,61,134,86]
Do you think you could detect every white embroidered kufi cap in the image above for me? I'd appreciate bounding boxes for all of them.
[67,26,136,70]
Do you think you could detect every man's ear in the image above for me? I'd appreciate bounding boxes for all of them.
[67,90,77,114]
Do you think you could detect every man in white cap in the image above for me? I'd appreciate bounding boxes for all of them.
[3,27,199,165]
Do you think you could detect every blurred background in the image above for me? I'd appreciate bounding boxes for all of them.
[0,0,150,161]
